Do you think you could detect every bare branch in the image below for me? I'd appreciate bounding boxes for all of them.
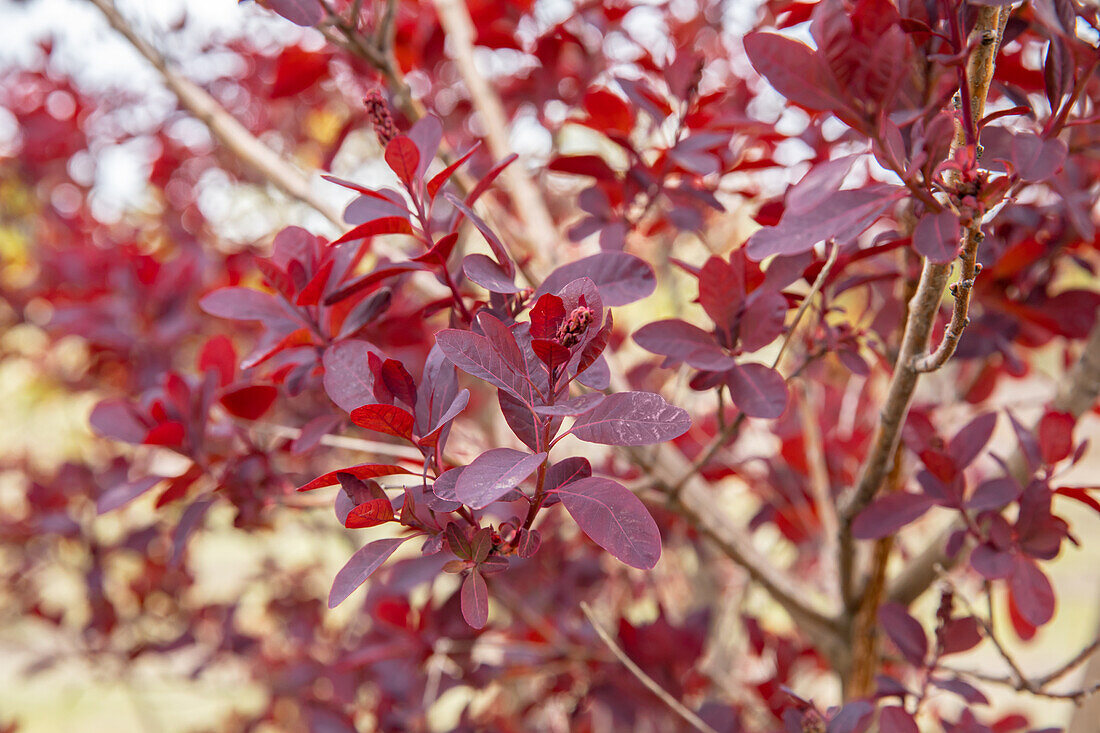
[87,0,344,228]
[580,602,720,733]
[431,0,559,271]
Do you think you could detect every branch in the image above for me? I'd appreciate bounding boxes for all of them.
[431,0,559,272]
[937,573,1100,705]
[580,602,720,733]
[889,303,1100,606]
[911,230,980,372]
[87,0,344,228]
[837,5,1007,610]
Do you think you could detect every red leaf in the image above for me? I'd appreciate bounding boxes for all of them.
[583,88,634,135]
[143,421,186,447]
[219,385,277,420]
[698,255,745,335]
[530,293,566,339]
[384,135,420,184]
[1054,487,1100,516]
[411,232,460,265]
[295,258,334,306]
[344,497,395,528]
[532,339,571,371]
[331,216,413,246]
[427,143,480,199]
[1037,410,1075,464]
[547,154,618,181]
[350,403,416,441]
[380,359,417,407]
[298,463,416,492]
[198,335,237,387]
[270,45,331,98]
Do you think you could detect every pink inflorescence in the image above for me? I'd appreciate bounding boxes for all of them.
[364,89,397,147]
[555,306,594,348]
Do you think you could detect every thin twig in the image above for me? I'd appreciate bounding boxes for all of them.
[580,602,720,733]
[911,231,981,372]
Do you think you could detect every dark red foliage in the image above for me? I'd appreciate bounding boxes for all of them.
[4,0,1100,731]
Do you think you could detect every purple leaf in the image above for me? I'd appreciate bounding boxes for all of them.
[535,252,657,306]
[1009,132,1068,182]
[725,362,788,419]
[970,543,1014,579]
[418,389,470,447]
[454,448,546,509]
[436,329,535,405]
[343,193,410,226]
[746,186,901,260]
[328,536,412,608]
[877,707,919,733]
[322,340,383,412]
[543,457,592,496]
[263,0,323,26]
[554,477,661,569]
[826,700,873,733]
[199,287,293,323]
[407,115,443,178]
[739,290,788,351]
[463,254,521,293]
[533,393,605,416]
[445,193,513,275]
[878,602,928,666]
[570,391,691,446]
[428,467,463,511]
[96,476,164,514]
[851,492,936,539]
[967,477,1021,512]
[743,32,841,112]
[461,570,489,629]
[912,209,961,263]
[1009,555,1055,626]
[786,155,858,214]
[939,617,983,655]
[89,399,148,443]
[476,312,528,376]
[948,412,997,469]
[930,676,989,705]
[634,320,735,371]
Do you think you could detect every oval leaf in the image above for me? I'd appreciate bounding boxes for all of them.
[328,536,412,608]
[570,391,690,446]
[554,477,661,569]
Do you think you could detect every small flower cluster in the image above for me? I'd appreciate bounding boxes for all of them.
[555,306,594,347]
[364,89,397,147]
